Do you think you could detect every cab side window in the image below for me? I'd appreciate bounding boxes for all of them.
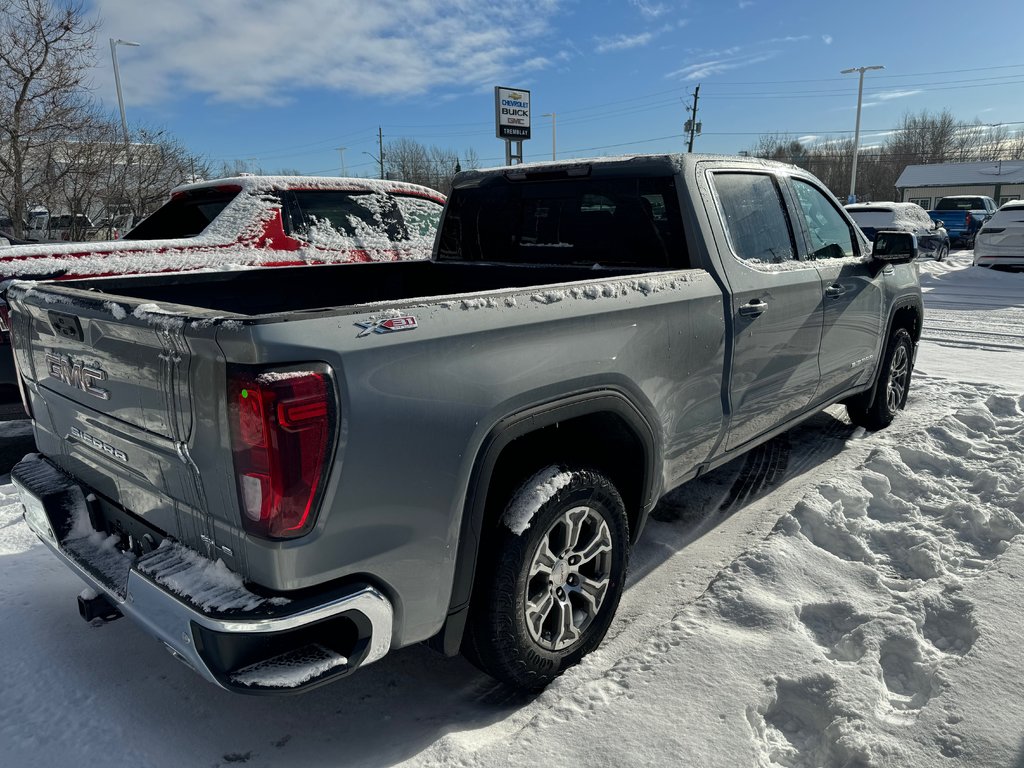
[712,172,795,264]
[791,179,856,259]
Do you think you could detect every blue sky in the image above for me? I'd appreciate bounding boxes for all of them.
[86,0,1024,177]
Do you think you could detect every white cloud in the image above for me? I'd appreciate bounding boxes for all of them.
[738,1,754,8]
[875,89,922,101]
[666,52,777,80]
[92,0,565,106]
[630,0,669,18]
[822,34,833,45]
[595,32,655,54]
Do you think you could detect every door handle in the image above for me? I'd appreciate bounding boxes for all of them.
[738,299,768,318]
[825,284,846,298]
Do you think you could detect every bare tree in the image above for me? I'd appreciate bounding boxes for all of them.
[463,146,480,171]
[117,126,211,220]
[384,138,469,194]
[0,0,98,237]
[41,109,122,238]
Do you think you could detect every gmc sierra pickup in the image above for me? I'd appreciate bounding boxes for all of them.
[6,154,922,694]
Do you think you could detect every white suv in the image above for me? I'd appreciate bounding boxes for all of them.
[974,200,1024,270]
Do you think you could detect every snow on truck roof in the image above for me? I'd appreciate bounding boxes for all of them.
[172,175,445,200]
[462,152,800,180]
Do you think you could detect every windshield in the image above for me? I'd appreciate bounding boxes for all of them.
[986,207,1024,227]
[848,210,895,229]
[935,198,986,211]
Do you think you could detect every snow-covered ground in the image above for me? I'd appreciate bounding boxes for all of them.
[1,251,1022,767]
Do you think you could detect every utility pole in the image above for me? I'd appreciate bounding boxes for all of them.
[841,65,884,203]
[336,146,347,176]
[685,84,702,153]
[377,126,386,180]
[542,112,556,160]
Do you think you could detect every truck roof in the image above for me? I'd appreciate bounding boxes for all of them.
[171,175,445,201]
[456,153,799,186]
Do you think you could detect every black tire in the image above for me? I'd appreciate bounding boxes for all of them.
[936,244,948,262]
[463,467,629,690]
[846,327,914,430]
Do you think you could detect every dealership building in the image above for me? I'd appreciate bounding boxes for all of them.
[895,160,1024,209]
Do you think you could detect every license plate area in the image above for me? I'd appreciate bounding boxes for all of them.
[21,487,57,545]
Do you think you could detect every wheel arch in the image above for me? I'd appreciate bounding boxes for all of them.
[430,389,658,655]
[858,293,922,412]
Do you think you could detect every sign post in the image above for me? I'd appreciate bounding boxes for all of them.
[495,86,531,165]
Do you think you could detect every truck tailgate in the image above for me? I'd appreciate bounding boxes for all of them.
[6,282,226,542]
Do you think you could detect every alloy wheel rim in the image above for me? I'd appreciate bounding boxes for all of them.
[886,344,909,413]
[524,505,613,651]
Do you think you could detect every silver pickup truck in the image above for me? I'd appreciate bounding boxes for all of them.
[6,154,922,694]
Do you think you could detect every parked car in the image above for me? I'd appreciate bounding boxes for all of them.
[973,199,1024,270]
[0,232,31,247]
[927,195,997,246]
[0,215,26,234]
[0,175,446,399]
[846,202,950,261]
[6,154,922,694]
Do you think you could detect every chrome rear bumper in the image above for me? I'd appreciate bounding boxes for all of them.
[12,454,393,693]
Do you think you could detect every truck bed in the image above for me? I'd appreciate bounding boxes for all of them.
[55,259,658,317]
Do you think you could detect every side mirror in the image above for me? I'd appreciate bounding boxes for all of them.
[873,231,918,263]
[932,220,944,230]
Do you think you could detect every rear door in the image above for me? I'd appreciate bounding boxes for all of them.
[786,176,886,402]
[706,169,824,451]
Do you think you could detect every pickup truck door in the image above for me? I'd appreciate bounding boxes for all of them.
[785,177,886,402]
[705,170,824,451]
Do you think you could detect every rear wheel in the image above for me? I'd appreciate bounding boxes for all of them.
[847,327,914,430]
[463,467,629,690]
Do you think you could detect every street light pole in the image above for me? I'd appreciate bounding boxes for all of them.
[109,38,141,144]
[840,64,884,203]
[542,112,556,160]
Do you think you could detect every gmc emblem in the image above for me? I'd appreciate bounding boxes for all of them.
[45,353,110,400]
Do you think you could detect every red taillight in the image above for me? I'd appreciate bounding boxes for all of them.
[228,367,336,539]
[965,212,972,227]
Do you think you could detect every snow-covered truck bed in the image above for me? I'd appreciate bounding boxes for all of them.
[5,153,923,693]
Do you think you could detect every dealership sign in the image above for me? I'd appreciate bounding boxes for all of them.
[495,86,531,140]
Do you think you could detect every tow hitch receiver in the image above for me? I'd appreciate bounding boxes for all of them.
[78,591,123,623]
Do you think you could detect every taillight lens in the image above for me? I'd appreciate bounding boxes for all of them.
[228,366,337,539]
[965,212,972,227]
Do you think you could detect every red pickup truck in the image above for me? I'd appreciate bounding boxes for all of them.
[0,175,446,395]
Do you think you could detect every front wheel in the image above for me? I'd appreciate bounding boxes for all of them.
[846,327,914,430]
[463,467,629,690]
[936,244,948,262]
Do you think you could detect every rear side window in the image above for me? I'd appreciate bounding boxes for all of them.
[395,196,443,238]
[712,172,795,264]
[124,187,241,240]
[437,176,687,268]
[293,191,407,243]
